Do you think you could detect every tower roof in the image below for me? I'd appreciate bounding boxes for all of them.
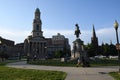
[92,24,96,38]
[35,8,40,13]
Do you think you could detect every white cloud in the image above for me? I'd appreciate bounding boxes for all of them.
[96,27,118,44]
[0,27,119,46]
[43,29,74,37]
[0,27,30,44]
[97,27,114,35]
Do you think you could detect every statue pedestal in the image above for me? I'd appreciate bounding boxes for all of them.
[71,38,84,58]
[71,38,90,67]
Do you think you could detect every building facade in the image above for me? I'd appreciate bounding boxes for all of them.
[14,43,24,59]
[47,33,71,57]
[0,36,15,57]
[24,8,70,59]
[24,8,47,59]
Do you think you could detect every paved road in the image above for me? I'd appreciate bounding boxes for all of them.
[6,61,118,80]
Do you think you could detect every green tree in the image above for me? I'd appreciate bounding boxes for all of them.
[109,44,117,56]
[101,43,117,57]
[85,43,96,57]
[85,43,117,57]
[54,51,63,58]
[102,43,109,56]
[62,46,71,57]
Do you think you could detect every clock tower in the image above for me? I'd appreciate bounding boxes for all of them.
[32,8,43,37]
[24,8,47,59]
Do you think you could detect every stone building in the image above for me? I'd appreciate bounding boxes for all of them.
[47,33,71,57]
[14,43,24,59]
[24,8,70,59]
[24,8,47,59]
[52,33,69,51]
[0,36,15,57]
[0,36,14,47]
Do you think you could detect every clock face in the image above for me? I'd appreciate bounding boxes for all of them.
[36,16,39,18]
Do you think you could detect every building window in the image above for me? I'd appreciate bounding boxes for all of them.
[36,25,39,30]
[37,33,39,36]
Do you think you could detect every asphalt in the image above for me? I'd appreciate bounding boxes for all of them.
[6,61,118,80]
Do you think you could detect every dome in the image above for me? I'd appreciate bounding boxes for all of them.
[35,8,40,13]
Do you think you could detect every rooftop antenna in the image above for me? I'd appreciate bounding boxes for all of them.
[33,0,39,9]
[36,0,39,8]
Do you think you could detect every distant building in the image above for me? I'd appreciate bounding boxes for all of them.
[52,33,68,51]
[0,36,15,56]
[91,25,98,47]
[91,25,99,56]
[52,33,65,45]
[47,33,71,57]
[0,36,14,46]
[24,8,70,59]
[14,43,24,59]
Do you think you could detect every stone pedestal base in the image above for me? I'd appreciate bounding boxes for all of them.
[71,38,90,67]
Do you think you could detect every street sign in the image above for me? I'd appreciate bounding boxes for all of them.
[116,44,120,50]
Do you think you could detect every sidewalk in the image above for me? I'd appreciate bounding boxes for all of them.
[7,61,117,80]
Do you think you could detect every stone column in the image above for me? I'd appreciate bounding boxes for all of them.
[29,42,32,54]
[35,42,38,54]
[40,42,42,55]
[37,42,39,54]
[39,42,40,54]
[31,42,33,56]
[44,42,46,54]
[28,41,30,55]
[42,42,44,57]
[41,42,42,55]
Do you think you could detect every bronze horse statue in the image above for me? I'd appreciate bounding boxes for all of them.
[74,24,81,38]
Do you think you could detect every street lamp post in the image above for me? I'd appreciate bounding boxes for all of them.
[114,20,120,72]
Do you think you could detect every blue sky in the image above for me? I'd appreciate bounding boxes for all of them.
[0,0,120,46]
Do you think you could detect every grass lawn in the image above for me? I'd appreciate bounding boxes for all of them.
[109,72,120,80]
[0,66,67,80]
[90,58,118,67]
[28,58,118,67]
[0,61,7,66]
[28,59,77,67]
[0,60,67,80]
[0,60,22,66]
